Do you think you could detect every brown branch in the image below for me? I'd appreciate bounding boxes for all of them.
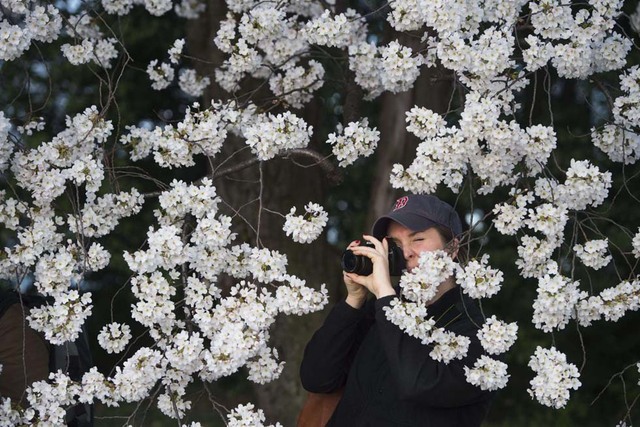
[211,148,342,184]
[142,148,342,199]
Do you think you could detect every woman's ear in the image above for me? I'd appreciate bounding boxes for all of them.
[445,238,460,261]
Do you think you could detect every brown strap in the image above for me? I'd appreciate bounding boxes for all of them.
[0,303,50,405]
[296,389,344,427]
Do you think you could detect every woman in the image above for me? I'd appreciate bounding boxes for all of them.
[300,194,493,427]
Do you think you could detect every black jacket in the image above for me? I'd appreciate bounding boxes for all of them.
[300,287,493,426]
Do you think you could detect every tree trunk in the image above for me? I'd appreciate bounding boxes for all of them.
[367,33,452,228]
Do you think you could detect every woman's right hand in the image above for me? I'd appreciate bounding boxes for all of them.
[344,240,368,309]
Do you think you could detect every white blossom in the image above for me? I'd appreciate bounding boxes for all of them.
[283,202,328,243]
[633,229,640,259]
[27,371,80,425]
[302,9,366,48]
[112,347,167,402]
[538,159,612,211]
[532,274,582,332]
[168,39,185,64]
[244,112,312,161]
[598,279,640,322]
[174,0,205,19]
[28,291,93,344]
[428,328,471,363]
[405,107,447,140]
[0,112,14,173]
[98,322,132,354]
[246,248,288,284]
[143,0,173,16]
[178,68,211,97]
[227,403,282,427]
[275,275,328,315]
[246,346,284,384]
[326,119,380,167]
[456,254,504,299]
[574,239,611,270]
[492,190,533,236]
[515,235,555,279]
[349,41,426,99]
[269,60,325,109]
[102,0,134,15]
[477,316,518,355]
[592,125,640,165]
[147,60,175,90]
[464,355,510,391]
[528,346,581,409]
[525,203,568,247]
[399,250,457,304]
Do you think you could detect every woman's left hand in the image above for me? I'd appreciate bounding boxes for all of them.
[344,235,396,299]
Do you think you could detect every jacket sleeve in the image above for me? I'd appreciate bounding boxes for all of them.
[300,300,372,393]
[374,295,490,407]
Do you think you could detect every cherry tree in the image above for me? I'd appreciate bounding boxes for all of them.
[1,0,640,425]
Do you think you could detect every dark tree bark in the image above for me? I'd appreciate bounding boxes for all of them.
[367,32,452,229]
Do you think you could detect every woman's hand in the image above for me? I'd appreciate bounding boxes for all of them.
[343,240,369,309]
[344,235,396,306]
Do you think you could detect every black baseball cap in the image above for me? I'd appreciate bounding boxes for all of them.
[371,195,463,239]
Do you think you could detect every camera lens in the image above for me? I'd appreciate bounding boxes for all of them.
[341,250,358,272]
[340,249,373,276]
[341,240,406,276]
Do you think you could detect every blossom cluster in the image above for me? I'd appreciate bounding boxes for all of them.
[525,1,630,79]
[391,94,557,195]
[532,273,583,333]
[577,279,640,326]
[227,403,283,427]
[121,103,229,167]
[61,38,119,69]
[97,322,133,354]
[574,239,612,270]
[348,41,427,99]
[593,66,640,164]
[146,39,211,96]
[0,94,328,425]
[633,229,640,259]
[244,111,312,161]
[398,250,457,303]
[11,105,112,207]
[384,251,470,363]
[477,316,518,355]
[456,254,504,299]
[301,9,367,49]
[269,60,325,109]
[283,202,328,244]
[492,189,534,236]
[0,107,144,347]
[528,346,581,409]
[0,3,62,61]
[212,2,315,101]
[326,119,380,167]
[464,355,510,392]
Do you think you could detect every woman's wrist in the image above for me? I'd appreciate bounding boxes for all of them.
[375,284,396,299]
[345,293,366,309]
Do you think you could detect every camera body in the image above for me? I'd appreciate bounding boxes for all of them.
[341,240,406,276]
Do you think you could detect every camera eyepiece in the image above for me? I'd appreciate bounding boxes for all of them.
[341,240,406,276]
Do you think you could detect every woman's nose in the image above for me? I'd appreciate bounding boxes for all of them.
[402,246,413,261]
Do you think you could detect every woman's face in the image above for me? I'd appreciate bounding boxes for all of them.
[386,222,447,272]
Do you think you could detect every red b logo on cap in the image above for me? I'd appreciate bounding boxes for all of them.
[393,196,408,211]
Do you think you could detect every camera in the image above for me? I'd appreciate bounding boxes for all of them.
[341,240,406,276]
